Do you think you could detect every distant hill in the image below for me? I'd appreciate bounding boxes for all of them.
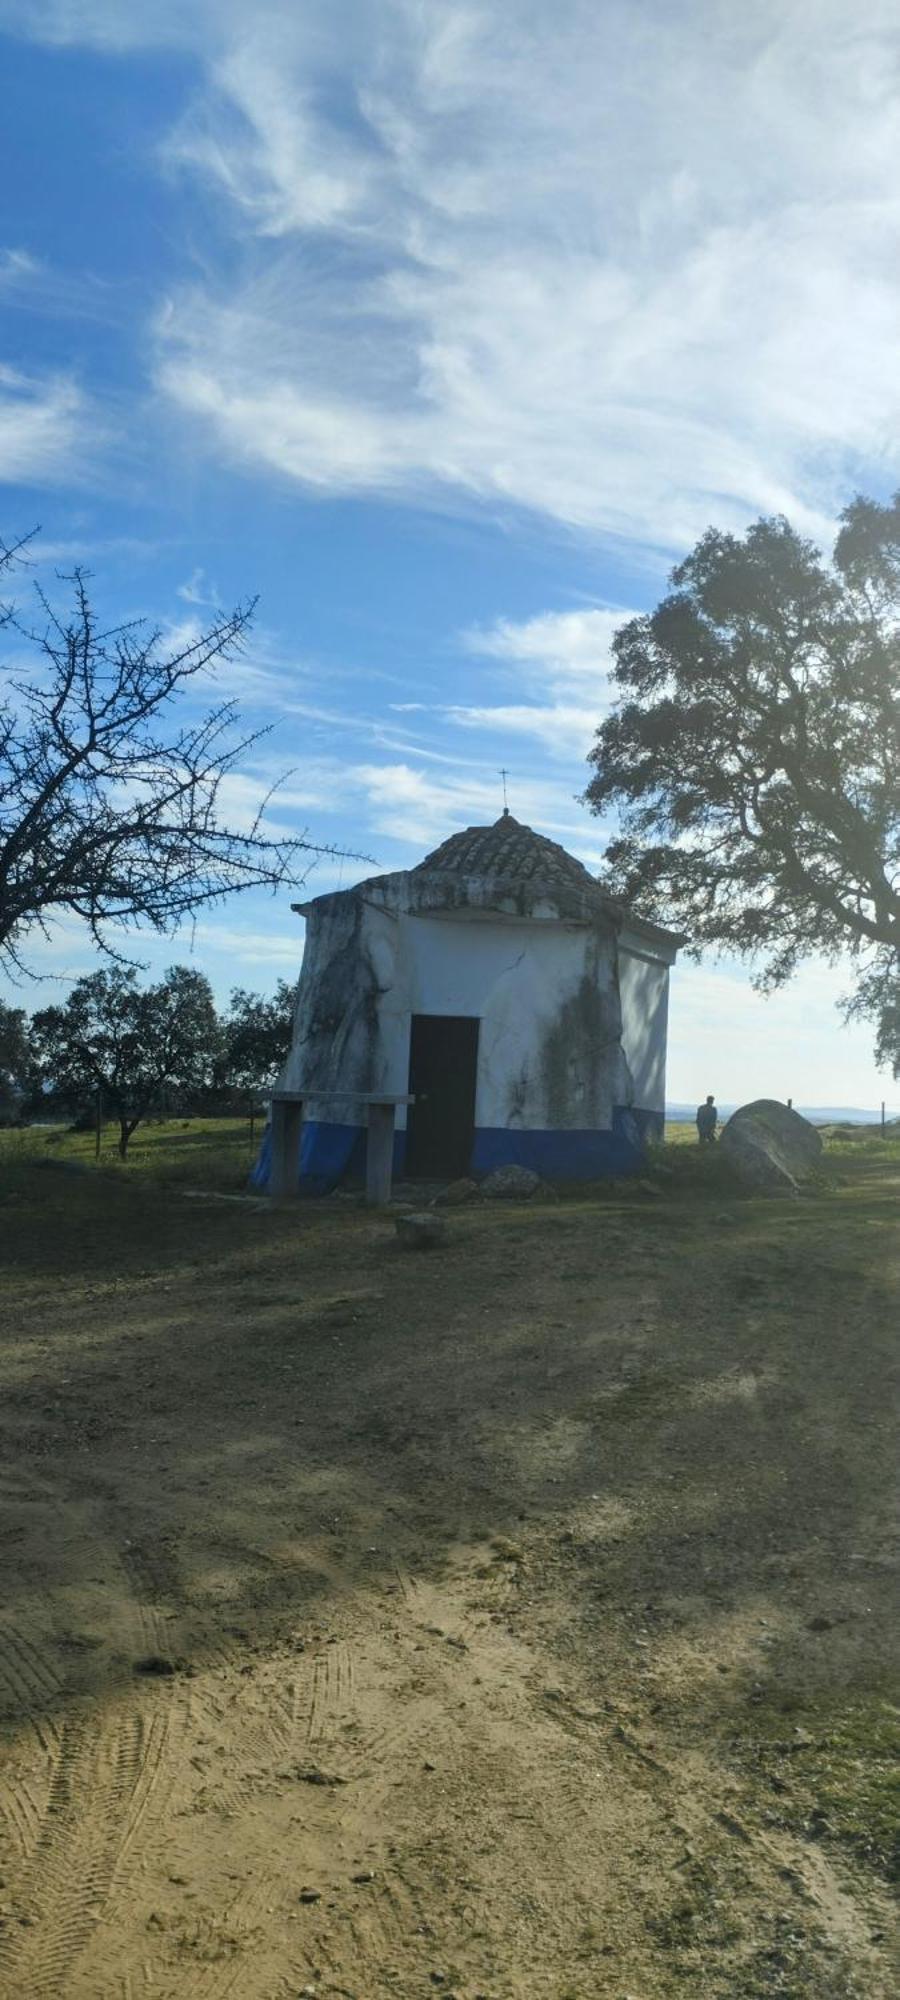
[666,1103,899,1126]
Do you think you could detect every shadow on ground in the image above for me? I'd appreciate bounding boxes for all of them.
[0,1149,896,1997]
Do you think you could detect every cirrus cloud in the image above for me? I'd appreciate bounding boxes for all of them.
[5,1,900,552]
[144,0,900,549]
[0,364,98,488]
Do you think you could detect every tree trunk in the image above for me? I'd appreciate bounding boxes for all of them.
[118,1111,145,1158]
[118,1118,130,1159]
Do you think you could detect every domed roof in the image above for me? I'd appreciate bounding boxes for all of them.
[415,810,598,895]
[297,808,682,950]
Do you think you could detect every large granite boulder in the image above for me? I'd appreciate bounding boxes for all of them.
[720,1099,823,1194]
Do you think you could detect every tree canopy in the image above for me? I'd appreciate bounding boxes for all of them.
[0,999,34,1117]
[32,965,222,1156]
[223,981,295,1094]
[0,537,337,971]
[585,496,900,1073]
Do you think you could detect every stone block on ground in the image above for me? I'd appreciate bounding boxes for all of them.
[480,1164,545,1200]
[720,1099,823,1194]
[395,1212,447,1249]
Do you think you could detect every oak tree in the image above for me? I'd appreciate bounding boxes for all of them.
[223,980,295,1094]
[0,999,35,1119]
[585,496,900,1071]
[32,965,222,1157]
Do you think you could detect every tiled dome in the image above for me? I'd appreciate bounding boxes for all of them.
[415,811,598,894]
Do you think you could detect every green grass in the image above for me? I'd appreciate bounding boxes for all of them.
[664,1119,705,1145]
[743,1694,900,1883]
[0,1116,259,1189]
[5,1116,898,1193]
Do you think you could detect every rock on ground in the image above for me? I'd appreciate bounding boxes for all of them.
[720,1098,823,1194]
[480,1164,544,1199]
[436,1178,481,1206]
[395,1212,447,1249]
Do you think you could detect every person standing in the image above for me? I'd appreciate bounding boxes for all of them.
[696,1094,717,1145]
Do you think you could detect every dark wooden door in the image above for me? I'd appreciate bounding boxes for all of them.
[406,1014,480,1177]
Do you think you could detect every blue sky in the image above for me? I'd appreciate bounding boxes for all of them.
[1,0,898,1108]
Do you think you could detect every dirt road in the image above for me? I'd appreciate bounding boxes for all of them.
[0,1152,896,1996]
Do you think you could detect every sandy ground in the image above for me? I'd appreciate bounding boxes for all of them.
[0,1152,897,1998]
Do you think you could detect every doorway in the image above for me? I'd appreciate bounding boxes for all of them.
[405,1014,480,1177]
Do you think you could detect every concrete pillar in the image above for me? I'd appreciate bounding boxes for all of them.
[365,1101,396,1207]
[270,1097,304,1197]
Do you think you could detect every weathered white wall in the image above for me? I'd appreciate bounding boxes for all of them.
[278,893,392,1114]
[372,909,628,1131]
[618,947,670,1114]
[278,887,671,1134]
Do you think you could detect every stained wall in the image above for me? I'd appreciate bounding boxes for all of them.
[258,873,674,1187]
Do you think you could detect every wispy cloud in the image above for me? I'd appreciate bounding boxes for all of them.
[347,757,602,858]
[177,565,219,606]
[443,701,594,762]
[0,248,42,289]
[137,0,900,548]
[0,243,124,324]
[7,3,900,549]
[393,605,631,761]
[464,608,625,688]
[0,1,201,50]
[0,364,100,487]
[22,534,161,567]
[174,922,306,969]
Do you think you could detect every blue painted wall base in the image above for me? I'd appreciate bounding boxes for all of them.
[250,1106,663,1194]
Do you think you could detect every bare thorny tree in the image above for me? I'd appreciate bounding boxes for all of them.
[0,532,342,972]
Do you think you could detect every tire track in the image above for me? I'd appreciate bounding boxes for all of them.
[180,1648,309,1821]
[118,1535,181,1657]
[307,1641,354,1751]
[0,1775,40,1864]
[0,1622,63,1868]
[160,1870,273,2000]
[346,1860,431,1966]
[0,1682,193,2000]
[0,1620,63,1726]
[0,1707,141,1994]
[139,1634,363,1999]
[0,1532,192,1999]
[112,1698,181,1875]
